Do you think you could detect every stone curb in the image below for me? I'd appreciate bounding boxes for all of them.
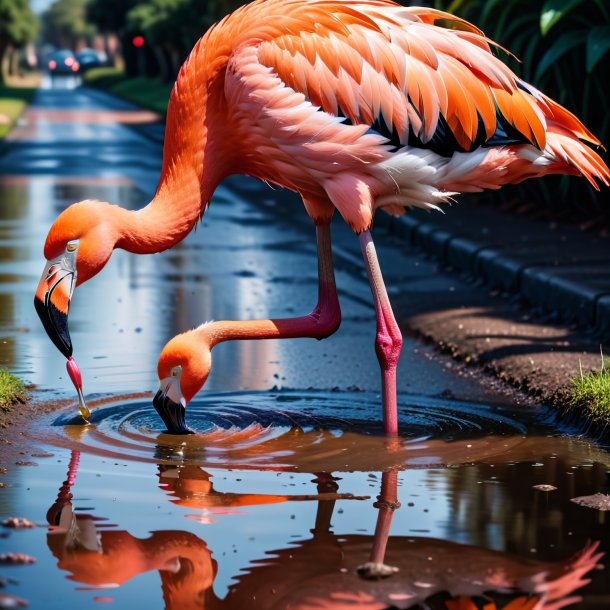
[376,203,610,339]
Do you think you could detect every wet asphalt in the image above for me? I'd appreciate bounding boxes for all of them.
[0,78,524,409]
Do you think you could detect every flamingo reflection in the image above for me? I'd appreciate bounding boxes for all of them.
[47,451,602,609]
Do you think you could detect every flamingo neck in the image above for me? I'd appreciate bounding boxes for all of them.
[113,165,205,255]
[113,60,231,255]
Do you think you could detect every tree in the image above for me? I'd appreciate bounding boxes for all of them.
[126,0,240,80]
[0,0,37,83]
[87,0,139,67]
[42,0,95,50]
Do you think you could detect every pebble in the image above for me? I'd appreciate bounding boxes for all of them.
[533,484,557,492]
[0,593,28,608]
[571,493,610,511]
[0,554,36,565]
[1,518,35,530]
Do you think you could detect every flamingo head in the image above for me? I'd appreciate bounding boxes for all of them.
[34,200,118,359]
[154,330,212,434]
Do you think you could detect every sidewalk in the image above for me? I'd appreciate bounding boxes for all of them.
[379,199,610,337]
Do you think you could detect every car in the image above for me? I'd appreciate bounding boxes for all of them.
[47,50,79,75]
[75,49,102,73]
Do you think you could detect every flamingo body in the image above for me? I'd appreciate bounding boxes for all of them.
[36,0,609,433]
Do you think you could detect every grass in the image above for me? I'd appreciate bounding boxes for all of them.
[0,370,26,413]
[83,67,172,116]
[0,78,38,139]
[569,356,610,424]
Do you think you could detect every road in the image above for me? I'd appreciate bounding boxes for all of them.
[0,81,521,409]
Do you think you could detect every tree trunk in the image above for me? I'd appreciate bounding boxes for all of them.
[0,43,12,85]
[153,45,169,82]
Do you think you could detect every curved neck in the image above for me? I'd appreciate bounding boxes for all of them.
[113,49,233,255]
[114,165,205,255]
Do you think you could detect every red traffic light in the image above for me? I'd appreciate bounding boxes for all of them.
[132,36,145,48]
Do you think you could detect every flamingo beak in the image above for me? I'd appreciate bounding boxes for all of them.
[153,370,194,435]
[34,251,77,359]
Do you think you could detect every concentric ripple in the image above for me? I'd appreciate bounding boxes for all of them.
[34,390,544,472]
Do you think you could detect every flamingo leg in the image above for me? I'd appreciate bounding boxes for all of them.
[358,230,402,435]
[357,469,400,579]
[308,223,341,337]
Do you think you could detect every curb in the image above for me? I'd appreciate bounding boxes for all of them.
[376,202,610,339]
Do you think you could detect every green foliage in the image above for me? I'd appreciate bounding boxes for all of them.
[84,67,172,115]
[0,0,37,50]
[0,0,37,85]
[42,0,96,49]
[125,0,240,63]
[87,0,139,34]
[0,84,36,138]
[569,357,610,425]
[433,0,610,215]
[0,369,26,412]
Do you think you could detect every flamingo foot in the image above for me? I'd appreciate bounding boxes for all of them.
[356,562,399,580]
[153,390,195,434]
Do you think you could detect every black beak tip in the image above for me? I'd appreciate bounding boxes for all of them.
[153,389,195,435]
[34,295,73,359]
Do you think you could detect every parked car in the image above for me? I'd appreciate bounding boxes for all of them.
[75,49,102,73]
[47,50,79,75]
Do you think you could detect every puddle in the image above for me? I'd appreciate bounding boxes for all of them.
[1,391,609,609]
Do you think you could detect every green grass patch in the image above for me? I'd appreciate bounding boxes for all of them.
[0,370,26,413]
[569,358,610,424]
[0,85,37,139]
[84,67,172,116]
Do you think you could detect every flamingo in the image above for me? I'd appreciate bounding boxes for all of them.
[35,0,609,435]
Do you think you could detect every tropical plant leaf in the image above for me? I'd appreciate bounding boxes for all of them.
[586,26,610,72]
[540,0,585,35]
[535,30,587,80]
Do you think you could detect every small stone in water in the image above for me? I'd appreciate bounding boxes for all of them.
[571,493,610,511]
[0,593,28,608]
[533,484,557,492]
[1,518,35,529]
[0,553,36,565]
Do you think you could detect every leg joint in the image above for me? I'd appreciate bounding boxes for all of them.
[309,302,342,339]
[375,326,402,369]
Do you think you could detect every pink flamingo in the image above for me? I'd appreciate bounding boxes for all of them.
[36,0,609,434]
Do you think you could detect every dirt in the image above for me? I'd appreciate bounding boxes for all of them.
[398,270,610,440]
[0,392,152,466]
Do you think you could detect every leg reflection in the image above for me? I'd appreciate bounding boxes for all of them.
[358,468,400,579]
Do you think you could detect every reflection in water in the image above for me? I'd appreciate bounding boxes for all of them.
[46,451,602,610]
[37,392,560,472]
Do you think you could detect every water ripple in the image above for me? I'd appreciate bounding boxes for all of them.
[34,390,541,472]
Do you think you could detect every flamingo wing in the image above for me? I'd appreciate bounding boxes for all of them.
[245,0,568,154]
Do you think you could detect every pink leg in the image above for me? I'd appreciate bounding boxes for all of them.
[359,230,402,434]
[357,469,400,579]
[309,224,342,338]
[47,449,80,525]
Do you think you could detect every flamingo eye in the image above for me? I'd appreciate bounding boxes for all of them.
[67,242,78,253]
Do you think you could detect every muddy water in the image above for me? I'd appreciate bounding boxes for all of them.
[1,395,609,609]
[0,87,609,608]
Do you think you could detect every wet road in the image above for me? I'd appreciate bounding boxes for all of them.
[1,84,517,405]
[0,84,609,610]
